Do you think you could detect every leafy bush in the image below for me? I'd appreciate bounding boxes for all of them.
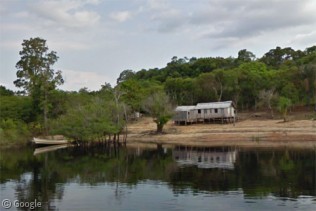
[0,119,31,146]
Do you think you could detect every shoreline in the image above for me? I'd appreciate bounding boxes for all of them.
[126,117,316,149]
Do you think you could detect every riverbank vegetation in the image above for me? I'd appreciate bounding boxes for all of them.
[0,37,315,147]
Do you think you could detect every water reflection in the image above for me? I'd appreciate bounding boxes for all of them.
[173,146,237,169]
[33,145,69,155]
[0,144,315,210]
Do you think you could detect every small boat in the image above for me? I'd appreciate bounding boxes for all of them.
[32,137,68,145]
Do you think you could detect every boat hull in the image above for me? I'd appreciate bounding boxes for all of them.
[33,137,68,145]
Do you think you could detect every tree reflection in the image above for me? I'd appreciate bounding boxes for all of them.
[0,145,315,208]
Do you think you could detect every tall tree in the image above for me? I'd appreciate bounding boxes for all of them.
[142,91,174,133]
[14,37,64,133]
[237,49,256,63]
[116,69,135,84]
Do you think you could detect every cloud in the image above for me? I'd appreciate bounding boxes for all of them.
[287,30,316,47]
[139,0,316,40]
[147,0,169,10]
[195,0,315,39]
[109,11,132,22]
[28,0,101,29]
[142,0,187,33]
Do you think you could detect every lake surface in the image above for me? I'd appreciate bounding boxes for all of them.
[0,144,316,210]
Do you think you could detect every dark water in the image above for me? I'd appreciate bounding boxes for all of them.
[0,144,316,211]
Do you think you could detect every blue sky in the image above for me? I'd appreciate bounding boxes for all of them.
[1,0,316,91]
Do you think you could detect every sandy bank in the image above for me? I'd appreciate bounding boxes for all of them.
[126,117,316,148]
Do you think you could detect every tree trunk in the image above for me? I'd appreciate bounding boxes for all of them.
[157,123,164,133]
[283,110,287,122]
[218,83,223,102]
[43,90,48,135]
[269,107,274,119]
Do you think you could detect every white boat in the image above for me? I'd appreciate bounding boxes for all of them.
[32,137,68,145]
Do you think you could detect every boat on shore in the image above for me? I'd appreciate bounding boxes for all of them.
[32,137,69,145]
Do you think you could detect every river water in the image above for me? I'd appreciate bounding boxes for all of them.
[0,144,315,210]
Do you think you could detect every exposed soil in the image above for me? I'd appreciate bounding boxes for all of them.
[126,112,316,148]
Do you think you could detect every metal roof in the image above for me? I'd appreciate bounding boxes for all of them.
[195,101,233,109]
[175,101,234,111]
[175,106,196,112]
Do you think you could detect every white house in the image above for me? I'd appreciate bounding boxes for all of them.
[173,101,236,124]
[173,106,196,124]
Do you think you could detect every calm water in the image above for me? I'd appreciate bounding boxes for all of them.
[0,144,316,211]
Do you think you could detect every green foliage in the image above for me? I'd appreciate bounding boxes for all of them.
[117,79,146,111]
[277,97,292,122]
[116,69,135,84]
[142,91,174,133]
[51,97,126,141]
[14,37,64,132]
[0,95,33,122]
[134,56,237,83]
[121,45,315,112]
[260,46,301,68]
[165,77,198,105]
[280,83,299,104]
[299,63,316,106]
[0,85,14,96]
[237,49,256,63]
[0,119,30,146]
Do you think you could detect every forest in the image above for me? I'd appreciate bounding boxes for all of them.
[0,37,315,146]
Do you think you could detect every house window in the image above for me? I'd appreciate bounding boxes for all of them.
[204,109,207,114]
[198,109,201,114]
[209,109,212,113]
[214,109,218,113]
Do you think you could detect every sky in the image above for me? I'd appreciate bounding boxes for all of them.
[1,0,316,91]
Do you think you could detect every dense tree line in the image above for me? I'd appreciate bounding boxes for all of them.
[0,39,315,144]
[118,46,316,113]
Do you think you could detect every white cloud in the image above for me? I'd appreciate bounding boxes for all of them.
[109,11,132,23]
[287,30,316,47]
[28,0,101,29]
[140,0,316,39]
[141,0,186,33]
[147,0,169,10]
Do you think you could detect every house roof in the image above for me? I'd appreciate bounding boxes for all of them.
[175,101,235,111]
[175,106,196,112]
[195,101,234,109]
